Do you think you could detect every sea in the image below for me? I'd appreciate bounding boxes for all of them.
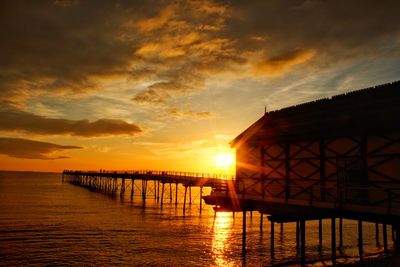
[0,171,390,266]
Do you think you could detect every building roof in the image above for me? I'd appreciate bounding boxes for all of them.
[231,80,400,147]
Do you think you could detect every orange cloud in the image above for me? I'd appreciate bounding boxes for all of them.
[135,5,175,32]
[253,48,316,75]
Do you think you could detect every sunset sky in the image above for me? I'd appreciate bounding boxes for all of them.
[1,0,399,173]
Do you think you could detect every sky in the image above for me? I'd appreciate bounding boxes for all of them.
[0,0,400,174]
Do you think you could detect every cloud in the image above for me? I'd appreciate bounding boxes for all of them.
[253,48,316,75]
[0,107,142,137]
[167,106,213,119]
[0,137,82,159]
[1,0,399,108]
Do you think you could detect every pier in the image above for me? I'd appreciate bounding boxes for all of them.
[62,170,234,214]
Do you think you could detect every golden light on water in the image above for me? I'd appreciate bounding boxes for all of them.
[211,212,234,267]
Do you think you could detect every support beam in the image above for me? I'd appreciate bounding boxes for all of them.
[358,220,363,261]
[376,223,380,247]
[242,210,246,256]
[319,219,322,252]
[161,182,165,207]
[189,186,192,205]
[199,187,203,213]
[339,218,343,250]
[130,179,134,199]
[271,220,275,256]
[296,221,300,251]
[331,217,336,266]
[383,223,388,254]
[260,212,263,232]
[183,186,187,214]
[175,183,178,205]
[300,220,306,267]
[169,183,172,202]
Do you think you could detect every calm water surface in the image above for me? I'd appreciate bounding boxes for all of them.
[0,172,390,266]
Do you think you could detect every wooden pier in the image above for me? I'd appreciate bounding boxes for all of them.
[62,170,234,214]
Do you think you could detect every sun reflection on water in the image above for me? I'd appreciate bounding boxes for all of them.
[211,212,234,267]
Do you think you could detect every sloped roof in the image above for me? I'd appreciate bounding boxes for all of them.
[231,80,400,147]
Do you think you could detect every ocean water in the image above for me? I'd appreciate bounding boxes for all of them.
[0,171,391,266]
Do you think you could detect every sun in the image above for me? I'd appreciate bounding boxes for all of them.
[214,152,234,169]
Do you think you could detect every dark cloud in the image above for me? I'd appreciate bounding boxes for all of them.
[0,107,142,137]
[226,0,400,64]
[1,0,399,105]
[0,137,81,159]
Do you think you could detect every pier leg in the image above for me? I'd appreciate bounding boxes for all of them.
[358,220,363,261]
[130,179,134,200]
[300,219,306,267]
[250,211,253,219]
[199,187,203,213]
[296,221,300,251]
[395,224,400,250]
[280,222,283,233]
[242,210,246,256]
[392,224,395,242]
[376,223,380,247]
[319,219,322,252]
[260,212,263,232]
[154,180,157,199]
[161,182,165,207]
[383,223,388,254]
[175,183,178,205]
[331,217,336,266]
[189,186,192,205]
[157,180,160,201]
[339,218,343,250]
[169,183,172,202]
[183,186,187,214]
[271,220,275,256]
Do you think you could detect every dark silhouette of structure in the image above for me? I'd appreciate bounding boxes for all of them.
[204,81,400,265]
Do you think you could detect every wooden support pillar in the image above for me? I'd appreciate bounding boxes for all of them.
[175,183,178,205]
[376,223,380,247]
[300,220,306,267]
[169,183,172,202]
[319,219,322,251]
[260,212,263,232]
[280,222,283,232]
[154,180,157,199]
[161,182,165,207]
[395,224,400,250]
[242,210,246,256]
[130,179,134,199]
[358,220,363,261]
[331,217,336,266]
[199,187,203,213]
[383,223,388,254]
[271,220,275,256]
[296,221,300,250]
[250,211,253,219]
[120,178,125,196]
[157,180,160,200]
[189,186,192,205]
[183,186,187,214]
[392,225,395,242]
[339,218,343,249]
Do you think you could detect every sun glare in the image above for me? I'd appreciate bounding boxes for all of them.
[214,153,234,169]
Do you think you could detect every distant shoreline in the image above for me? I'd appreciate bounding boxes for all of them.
[0,170,61,174]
